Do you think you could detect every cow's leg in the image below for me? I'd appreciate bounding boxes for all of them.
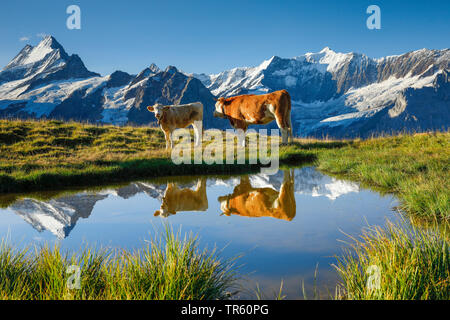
[275,115,289,145]
[163,130,171,150]
[192,121,202,147]
[195,178,206,192]
[278,123,289,145]
[169,131,174,149]
[281,129,289,145]
[288,115,294,143]
[233,122,247,147]
[235,127,247,147]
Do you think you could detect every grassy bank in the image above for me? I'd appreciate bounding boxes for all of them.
[0,119,310,193]
[334,219,449,300]
[0,227,238,300]
[310,132,449,222]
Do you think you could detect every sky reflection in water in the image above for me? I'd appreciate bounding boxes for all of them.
[0,167,399,299]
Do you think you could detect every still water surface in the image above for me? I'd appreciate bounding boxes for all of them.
[0,167,400,299]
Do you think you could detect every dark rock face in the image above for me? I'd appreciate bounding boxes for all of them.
[261,56,339,102]
[377,49,450,81]
[333,53,379,93]
[106,71,133,88]
[126,66,226,128]
[0,101,29,119]
[49,87,105,122]
[307,70,450,138]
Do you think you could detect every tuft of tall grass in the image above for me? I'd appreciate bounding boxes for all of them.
[334,218,449,300]
[0,226,239,300]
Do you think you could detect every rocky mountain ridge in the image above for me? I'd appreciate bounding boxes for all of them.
[0,36,448,137]
[194,47,449,137]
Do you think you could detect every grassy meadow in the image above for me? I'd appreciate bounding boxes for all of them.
[0,119,311,193]
[0,119,449,300]
[0,119,258,193]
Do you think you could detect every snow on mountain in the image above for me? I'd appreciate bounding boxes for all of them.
[9,38,56,66]
[299,47,353,73]
[194,56,274,97]
[10,193,109,239]
[247,167,359,200]
[1,36,67,82]
[317,72,438,125]
[195,47,449,138]
[0,36,104,119]
[206,167,359,200]
[0,36,221,127]
[0,36,448,137]
[196,47,370,99]
[0,36,98,87]
[8,182,168,239]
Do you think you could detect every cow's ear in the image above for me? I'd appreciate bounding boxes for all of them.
[154,210,160,216]
[147,105,154,112]
[213,98,218,102]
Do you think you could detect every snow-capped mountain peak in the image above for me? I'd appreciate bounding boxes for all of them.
[149,63,161,74]
[298,47,354,73]
[3,36,68,72]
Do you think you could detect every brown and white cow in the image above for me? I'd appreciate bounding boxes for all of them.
[217,169,296,221]
[147,102,203,150]
[213,90,293,144]
[154,179,208,218]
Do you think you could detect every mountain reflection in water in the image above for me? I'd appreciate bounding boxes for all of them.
[4,167,360,239]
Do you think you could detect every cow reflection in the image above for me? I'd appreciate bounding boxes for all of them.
[218,169,296,221]
[154,179,208,218]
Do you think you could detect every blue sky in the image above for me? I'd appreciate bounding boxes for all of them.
[0,0,449,75]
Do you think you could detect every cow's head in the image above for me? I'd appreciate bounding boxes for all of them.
[147,103,168,124]
[218,195,232,216]
[153,203,175,218]
[213,97,227,119]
